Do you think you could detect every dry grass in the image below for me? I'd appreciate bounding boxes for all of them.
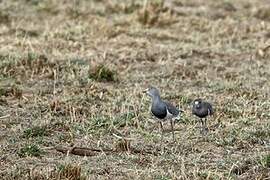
[0,0,270,179]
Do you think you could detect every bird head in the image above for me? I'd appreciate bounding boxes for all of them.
[193,98,202,109]
[144,86,160,98]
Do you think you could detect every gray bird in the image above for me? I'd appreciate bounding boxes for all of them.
[144,86,183,141]
[192,98,213,134]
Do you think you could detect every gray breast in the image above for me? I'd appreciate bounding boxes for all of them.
[151,99,167,119]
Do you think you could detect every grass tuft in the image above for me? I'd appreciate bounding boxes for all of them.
[0,11,10,24]
[88,64,117,82]
[260,154,270,168]
[18,144,43,157]
[51,164,86,180]
[22,126,48,138]
[254,7,270,21]
[0,85,23,98]
[137,0,176,27]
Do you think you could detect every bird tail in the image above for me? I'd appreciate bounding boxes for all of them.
[174,109,184,122]
[174,113,181,121]
[175,115,181,121]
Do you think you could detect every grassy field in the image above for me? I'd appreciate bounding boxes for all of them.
[0,0,270,179]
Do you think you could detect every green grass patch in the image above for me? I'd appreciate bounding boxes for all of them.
[88,64,117,82]
[243,126,270,144]
[22,126,48,138]
[18,144,43,157]
[87,112,136,132]
[260,154,270,168]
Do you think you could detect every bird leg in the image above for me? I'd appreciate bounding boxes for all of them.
[200,118,208,135]
[159,121,164,144]
[159,121,164,150]
[204,118,209,132]
[170,119,175,142]
[200,118,205,135]
[200,118,204,129]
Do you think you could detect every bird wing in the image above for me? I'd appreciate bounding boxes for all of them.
[164,101,180,116]
[207,103,214,115]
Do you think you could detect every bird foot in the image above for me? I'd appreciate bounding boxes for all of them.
[200,127,209,135]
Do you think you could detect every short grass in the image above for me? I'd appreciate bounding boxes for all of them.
[0,0,270,179]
